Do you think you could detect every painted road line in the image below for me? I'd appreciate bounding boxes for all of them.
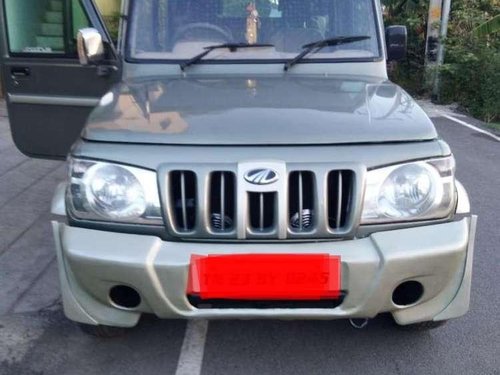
[439,113,500,142]
[175,320,209,375]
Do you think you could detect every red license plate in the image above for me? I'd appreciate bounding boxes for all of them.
[187,254,341,300]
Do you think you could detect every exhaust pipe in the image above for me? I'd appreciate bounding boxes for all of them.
[349,318,369,329]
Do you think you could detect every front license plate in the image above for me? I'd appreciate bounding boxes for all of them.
[187,254,341,300]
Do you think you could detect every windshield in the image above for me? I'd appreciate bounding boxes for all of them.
[127,0,381,62]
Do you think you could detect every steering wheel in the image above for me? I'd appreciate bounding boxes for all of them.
[173,23,233,44]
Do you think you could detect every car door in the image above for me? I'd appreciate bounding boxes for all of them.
[0,0,121,159]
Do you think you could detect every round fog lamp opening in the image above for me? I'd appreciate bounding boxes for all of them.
[85,164,147,219]
[378,164,439,219]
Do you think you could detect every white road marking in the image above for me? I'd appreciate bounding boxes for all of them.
[439,113,500,142]
[175,320,209,375]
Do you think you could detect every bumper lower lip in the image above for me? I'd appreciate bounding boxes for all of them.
[52,217,475,327]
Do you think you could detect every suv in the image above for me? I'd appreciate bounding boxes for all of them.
[1,0,476,336]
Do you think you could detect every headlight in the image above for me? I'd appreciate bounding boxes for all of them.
[68,159,162,225]
[361,156,456,224]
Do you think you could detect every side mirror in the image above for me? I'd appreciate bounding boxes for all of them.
[385,26,407,61]
[77,28,105,65]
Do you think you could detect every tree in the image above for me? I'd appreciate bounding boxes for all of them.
[473,14,500,36]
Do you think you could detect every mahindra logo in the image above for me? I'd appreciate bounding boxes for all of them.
[244,168,279,185]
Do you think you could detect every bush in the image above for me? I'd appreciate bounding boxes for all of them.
[383,0,500,122]
[102,13,121,42]
[440,43,499,122]
[440,1,499,122]
[383,0,429,96]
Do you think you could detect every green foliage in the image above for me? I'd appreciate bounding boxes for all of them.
[102,13,120,42]
[440,0,499,122]
[383,0,500,122]
[473,14,500,36]
[383,0,429,96]
[440,49,498,118]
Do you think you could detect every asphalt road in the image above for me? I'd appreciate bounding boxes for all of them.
[0,106,498,375]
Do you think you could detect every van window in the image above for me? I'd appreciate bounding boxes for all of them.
[128,0,381,61]
[4,0,90,55]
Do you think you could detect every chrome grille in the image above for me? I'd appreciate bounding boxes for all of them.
[163,163,361,240]
[169,171,197,232]
[248,192,276,233]
[327,170,355,230]
[288,171,315,232]
[209,172,236,232]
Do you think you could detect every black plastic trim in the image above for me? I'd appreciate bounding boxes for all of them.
[188,293,346,309]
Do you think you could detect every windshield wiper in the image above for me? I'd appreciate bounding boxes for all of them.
[284,36,371,71]
[180,43,274,71]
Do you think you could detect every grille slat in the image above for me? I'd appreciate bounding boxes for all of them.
[298,172,304,230]
[167,166,356,239]
[336,171,343,228]
[248,192,275,233]
[220,173,226,231]
[328,170,354,230]
[180,172,188,231]
[170,171,197,232]
[209,172,236,233]
[289,171,315,232]
[259,193,264,231]
[196,171,209,234]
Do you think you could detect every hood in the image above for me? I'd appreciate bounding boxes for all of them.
[83,76,437,145]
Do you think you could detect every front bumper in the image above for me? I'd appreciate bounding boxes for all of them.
[52,216,476,327]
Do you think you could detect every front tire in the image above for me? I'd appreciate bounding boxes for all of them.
[78,323,129,338]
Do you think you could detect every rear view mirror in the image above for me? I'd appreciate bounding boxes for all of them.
[77,28,105,65]
[385,26,407,61]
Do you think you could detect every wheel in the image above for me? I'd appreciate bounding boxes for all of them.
[78,323,128,338]
[397,320,448,331]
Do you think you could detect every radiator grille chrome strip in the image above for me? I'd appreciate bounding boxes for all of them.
[336,171,343,229]
[196,169,209,235]
[298,171,304,231]
[220,173,226,231]
[180,171,188,231]
[208,171,235,233]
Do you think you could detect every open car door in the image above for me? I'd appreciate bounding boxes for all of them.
[0,0,120,159]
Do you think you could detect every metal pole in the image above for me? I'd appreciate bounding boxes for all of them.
[433,0,452,101]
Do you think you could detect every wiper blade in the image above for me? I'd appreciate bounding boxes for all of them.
[284,36,371,71]
[180,43,274,71]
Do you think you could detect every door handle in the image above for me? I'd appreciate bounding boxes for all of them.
[11,67,31,78]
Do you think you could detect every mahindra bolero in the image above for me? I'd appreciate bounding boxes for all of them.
[0,0,476,337]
